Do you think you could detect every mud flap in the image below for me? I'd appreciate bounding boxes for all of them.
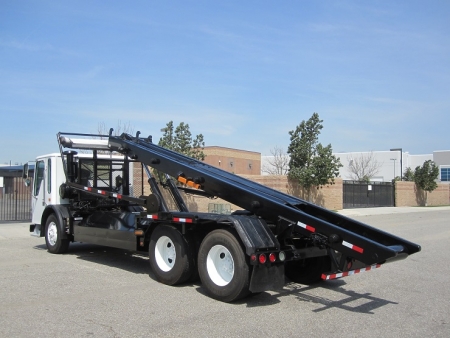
[249,263,285,293]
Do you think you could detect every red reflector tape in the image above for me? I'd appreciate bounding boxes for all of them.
[147,214,158,220]
[173,217,193,223]
[342,240,364,254]
[112,193,122,199]
[321,264,381,280]
[297,221,315,233]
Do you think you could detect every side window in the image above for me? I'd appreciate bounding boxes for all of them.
[47,158,52,193]
[33,160,45,197]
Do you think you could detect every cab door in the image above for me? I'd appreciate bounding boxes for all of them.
[31,159,47,225]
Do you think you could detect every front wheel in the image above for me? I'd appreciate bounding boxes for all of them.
[149,225,195,285]
[45,214,69,254]
[198,229,250,302]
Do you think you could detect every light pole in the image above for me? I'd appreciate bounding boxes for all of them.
[390,148,402,180]
[390,158,396,180]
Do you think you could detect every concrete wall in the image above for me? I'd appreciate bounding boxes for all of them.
[133,161,449,211]
[395,181,450,207]
[239,175,343,211]
[153,175,343,213]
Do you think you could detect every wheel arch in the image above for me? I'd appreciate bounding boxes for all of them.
[41,205,71,239]
[213,215,280,255]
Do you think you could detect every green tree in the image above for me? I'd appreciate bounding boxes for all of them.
[414,160,439,206]
[392,176,401,184]
[287,113,342,191]
[159,121,206,161]
[403,167,415,181]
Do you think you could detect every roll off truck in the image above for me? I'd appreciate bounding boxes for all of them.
[24,130,421,302]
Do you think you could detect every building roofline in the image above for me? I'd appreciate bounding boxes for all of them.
[203,146,260,155]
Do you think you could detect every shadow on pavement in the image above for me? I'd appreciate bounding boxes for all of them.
[34,242,150,276]
[243,280,397,314]
[33,242,397,313]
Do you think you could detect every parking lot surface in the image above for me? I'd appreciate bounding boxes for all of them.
[1,208,449,337]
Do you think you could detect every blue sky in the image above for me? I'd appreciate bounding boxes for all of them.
[1,0,449,164]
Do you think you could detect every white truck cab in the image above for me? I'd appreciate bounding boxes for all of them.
[27,154,67,235]
[25,151,132,237]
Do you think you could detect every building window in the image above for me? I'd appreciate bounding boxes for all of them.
[441,167,450,182]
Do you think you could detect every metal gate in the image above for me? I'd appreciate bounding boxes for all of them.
[343,181,395,209]
[0,177,32,221]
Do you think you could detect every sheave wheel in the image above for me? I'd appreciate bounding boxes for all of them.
[198,229,250,302]
[149,225,195,285]
[45,214,69,254]
[284,256,331,284]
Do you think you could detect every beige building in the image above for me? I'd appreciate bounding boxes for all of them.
[202,146,261,175]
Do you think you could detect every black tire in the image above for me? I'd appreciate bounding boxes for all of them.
[284,255,331,284]
[45,214,69,254]
[149,225,195,285]
[198,229,250,302]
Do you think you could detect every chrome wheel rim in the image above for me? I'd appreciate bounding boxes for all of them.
[47,221,58,246]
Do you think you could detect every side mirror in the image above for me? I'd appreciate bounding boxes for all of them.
[23,162,32,186]
[23,163,29,179]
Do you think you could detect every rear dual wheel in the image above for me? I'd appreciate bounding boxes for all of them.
[150,226,251,302]
[198,230,250,302]
[149,225,196,285]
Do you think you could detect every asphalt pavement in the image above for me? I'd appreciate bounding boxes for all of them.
[1,207,449,337]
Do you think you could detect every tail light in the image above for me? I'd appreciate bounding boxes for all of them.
[258,254,267,264]
[269,253,276,263]
[252,251,285,264]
